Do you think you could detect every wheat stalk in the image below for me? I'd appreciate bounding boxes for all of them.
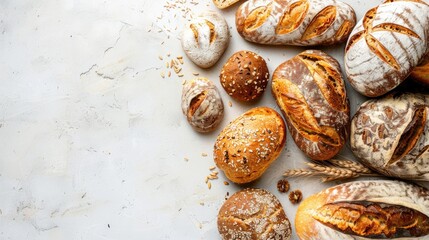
[282,159,382,182]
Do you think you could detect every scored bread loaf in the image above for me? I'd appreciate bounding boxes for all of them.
[272,50,350,160]
[410,53,429,87]
[181,11,229,68]
[350,93,429,180]
[181,78,224,132]
[218,188,292,240]
[296,180,429,239]
[212,0,241,9]
[220,50,270,101]
[344,0,429,97]
[214,107,286,184]
[235,0,356,46]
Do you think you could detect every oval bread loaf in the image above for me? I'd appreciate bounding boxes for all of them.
[181,11,229,68]
[410,53,429,87]
[235,0,356,46]
[220,50,270,102]
[214,107,286,184]
[218,188,292,240]
[296,180,429,239]
[344,0,429,97]
[272,50,350,160]
[350,93,429,180]
[181,78,224,132]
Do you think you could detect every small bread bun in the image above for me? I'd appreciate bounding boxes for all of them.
[181,78,224,132]
[214,107,286,184]
[218,188,292,240]
[220,51,269,101]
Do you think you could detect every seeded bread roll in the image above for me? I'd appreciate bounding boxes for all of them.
[181,11,229,68]
[272,50,350,160]
[350,93,429,180]
[212,0,241,9]
[220,51,270,101]
[235,0,356,46]
[344,0,429,97]
[214,107,286,184]
[218,188,292,240]
[181,78,224,132]
[296,180,429,239]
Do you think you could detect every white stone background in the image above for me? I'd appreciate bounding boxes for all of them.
[0,0,425,239]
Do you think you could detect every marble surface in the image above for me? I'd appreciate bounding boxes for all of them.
[0,0,423,239]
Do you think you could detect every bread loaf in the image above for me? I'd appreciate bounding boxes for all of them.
[220,51,270,101]
[181,78,224,132]
[345,0,429,97]
[235,0,356,46]
[350,93,429,180]
[218,188,291,240]
[296,180,429,239]
[212,0,241,9]
[181,11,229,68]
[272,50,349,160]
[214,107,286,183]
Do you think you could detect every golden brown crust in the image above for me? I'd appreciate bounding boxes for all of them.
[410,53,429,87]
[217,188,291,240]
[212,0,241,9]
[220,51,270,102]
[272,50,349,160]
[213,107,286,184]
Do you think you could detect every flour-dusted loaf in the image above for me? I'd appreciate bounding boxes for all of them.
[351,93,429,180]
[214,107,286,184]
[212,0,241,9]
[235,0,356,46]
[345,0,429,97]
[296,180,429,239]
[218,188,292,240]
[220,51,270,101]
[272,50,350,160]
[181,11,229,68]
[181,78,224,132]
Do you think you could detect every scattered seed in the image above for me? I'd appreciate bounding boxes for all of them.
[192,72,199,76]
[178,74,184,77]
[207,182,212,189]
[184,157,189,161]
[228,101,232,107]
[223,181,229,186]
[209,166,216,170]
[202,153,208,157]
[159,55,163,60]
[160,72,165,78]
[168,71,171,77]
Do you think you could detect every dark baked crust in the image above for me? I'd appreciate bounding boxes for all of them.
[214,107,286,183]
[272,50,350,160]
[220,51,269,102]
[218,188,291,240]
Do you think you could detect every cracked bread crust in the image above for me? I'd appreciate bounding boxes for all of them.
[218,188,291,240]
[213,107,286,184]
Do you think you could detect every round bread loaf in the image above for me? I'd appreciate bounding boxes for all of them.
[181,78,224,132]
[218,188,292,240]
[214,107,286,183]
[220,51,269,101]
[296,180,429,239]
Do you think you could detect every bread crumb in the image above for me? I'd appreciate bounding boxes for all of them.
[289,190,303,204]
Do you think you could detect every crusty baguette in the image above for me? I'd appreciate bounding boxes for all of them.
[345,0,429,97]
[296,180,429,239]
[350,93,429,180]
[181,11,229,68]
[218,188,291,240]
[235,0,356,46]
[214,107,286,184]
[272,50,350,160]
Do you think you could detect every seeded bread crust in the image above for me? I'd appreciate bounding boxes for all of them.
[218,188,292,240]
[214,107,286,184]
[220,51,270,101]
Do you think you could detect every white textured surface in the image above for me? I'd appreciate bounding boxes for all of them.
[1,0,425,239]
